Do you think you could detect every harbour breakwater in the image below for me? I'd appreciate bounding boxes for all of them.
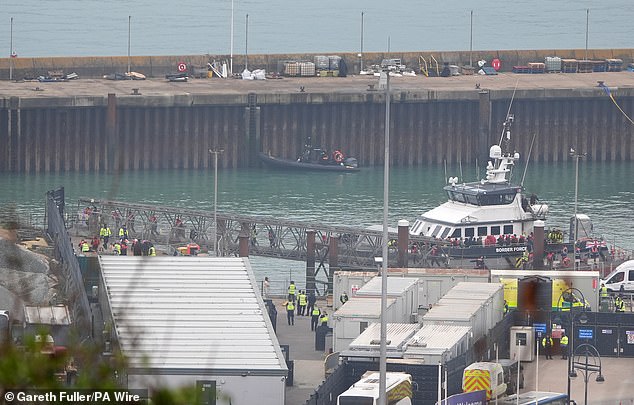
[2,48,634,79]
[1,50,634,173]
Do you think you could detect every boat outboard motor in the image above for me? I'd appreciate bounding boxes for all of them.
[343,157,358,168]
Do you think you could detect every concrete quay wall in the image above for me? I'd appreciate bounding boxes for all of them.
[1,48,634,79]
[1,73,634,173]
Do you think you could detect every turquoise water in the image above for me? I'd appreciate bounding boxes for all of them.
[1,161,632,289]
[3,1,633,56]
[1,161,632,249]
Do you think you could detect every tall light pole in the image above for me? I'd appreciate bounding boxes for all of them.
[360,11,365,73]
[378,64,391,405]
[585,9,589,61]
[569,148,586,270]
[230,0,234,75]
[127,16,131,73]
[9,17,14,81]
[245,14,249,71]
[209,149,223,256]
[469,10,474,67]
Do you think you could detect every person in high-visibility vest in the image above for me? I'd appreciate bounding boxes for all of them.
[542,335,553,359]
[148,245,156,256]
[297,291,307,316]
[288,281,296,302]
[118,225,128,241]
[560,333,569,360]
[319,312,329,327]
[285,300,295,325]
[615,295,626,313]
[80,240,90,253]
[311,307,321,331]
[600,284,608,299]
[113,242,121,256]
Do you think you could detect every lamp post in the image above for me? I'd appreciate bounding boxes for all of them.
[230,0,234,75]
[9,17,14,81]
[469,10,473,68]
[585,9,590,62]
[569,148,586,270]
[570,343,605,405]
[558,287,588,404]
[377,61,392,405]
[127,16,131,73]
[360,11,365,73]
[245,14,249,71]
[209,149,223,256]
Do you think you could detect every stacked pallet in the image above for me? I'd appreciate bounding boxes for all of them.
[528,62,545,74]
[545,57,562,73]
[562,59,578,73]
[606,59,623,72]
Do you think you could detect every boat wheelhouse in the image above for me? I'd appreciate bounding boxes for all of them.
[410,115,548,242]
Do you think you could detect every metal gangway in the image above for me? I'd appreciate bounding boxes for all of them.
[73,198,438,270]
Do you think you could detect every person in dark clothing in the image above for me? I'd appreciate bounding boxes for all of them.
[306,291,316,317]
[542,334,553,359]
[310,307,320,331]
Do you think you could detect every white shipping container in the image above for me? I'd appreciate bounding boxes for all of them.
[403,324,472,364]
[333,271,377,312]
[333,297,399,352]
[355,277,419,322]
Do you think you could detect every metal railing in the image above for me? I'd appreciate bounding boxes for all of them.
[46,190,92,340]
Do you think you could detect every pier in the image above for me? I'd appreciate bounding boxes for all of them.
[2,57,634,173]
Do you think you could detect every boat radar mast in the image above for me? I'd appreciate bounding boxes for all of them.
[485,115,519,185]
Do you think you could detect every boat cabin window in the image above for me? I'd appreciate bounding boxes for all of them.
[477,226,488,236]
[477,192,516,206]
[447,191,466,203]
[465,194,479,205]
[464,228,475,238]
[503,225,514,234]
[440,227,452,239]
[451,229,462,238]
[491,226,501,235]
[431,225,442,237]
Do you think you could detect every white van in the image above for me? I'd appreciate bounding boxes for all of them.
[601,260,634,292]
[337,371,412,405]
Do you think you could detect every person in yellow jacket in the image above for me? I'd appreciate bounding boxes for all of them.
[311,307,321,331]
[297,290,307,316]
[542,334,553,359]
[113,241,121,256]
[287,281,296,302]
[148,245,156,256]
[285,300,295,325]
[560,333,569,360]
[615,295,625,312]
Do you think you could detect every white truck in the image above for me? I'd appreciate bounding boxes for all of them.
[337,371,413,405]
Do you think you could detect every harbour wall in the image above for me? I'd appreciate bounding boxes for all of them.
[2,87,633,173]
[1,48,634,79]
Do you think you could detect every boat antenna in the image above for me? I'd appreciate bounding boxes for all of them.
[520,132,537,187]
[459,160,463,183]
[498,78,520,146]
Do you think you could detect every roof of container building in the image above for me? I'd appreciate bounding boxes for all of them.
[449,282,503,294]
[404,324,471,353]
[347,323,421,352]
[98,256,287,375]
[354,276,418,296]
[423,302,481,320]
[334,297,396,318]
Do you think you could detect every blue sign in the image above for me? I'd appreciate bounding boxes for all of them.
[534,323,547,334]
[578,328,593,339]
[437,390,487,405]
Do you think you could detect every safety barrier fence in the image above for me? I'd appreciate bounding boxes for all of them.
[45,188,92,341]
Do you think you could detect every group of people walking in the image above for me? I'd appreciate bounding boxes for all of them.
[77,224,157,256]
[283,281,328,331]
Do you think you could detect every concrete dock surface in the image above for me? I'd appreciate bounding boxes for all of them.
[2,71,634,99]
